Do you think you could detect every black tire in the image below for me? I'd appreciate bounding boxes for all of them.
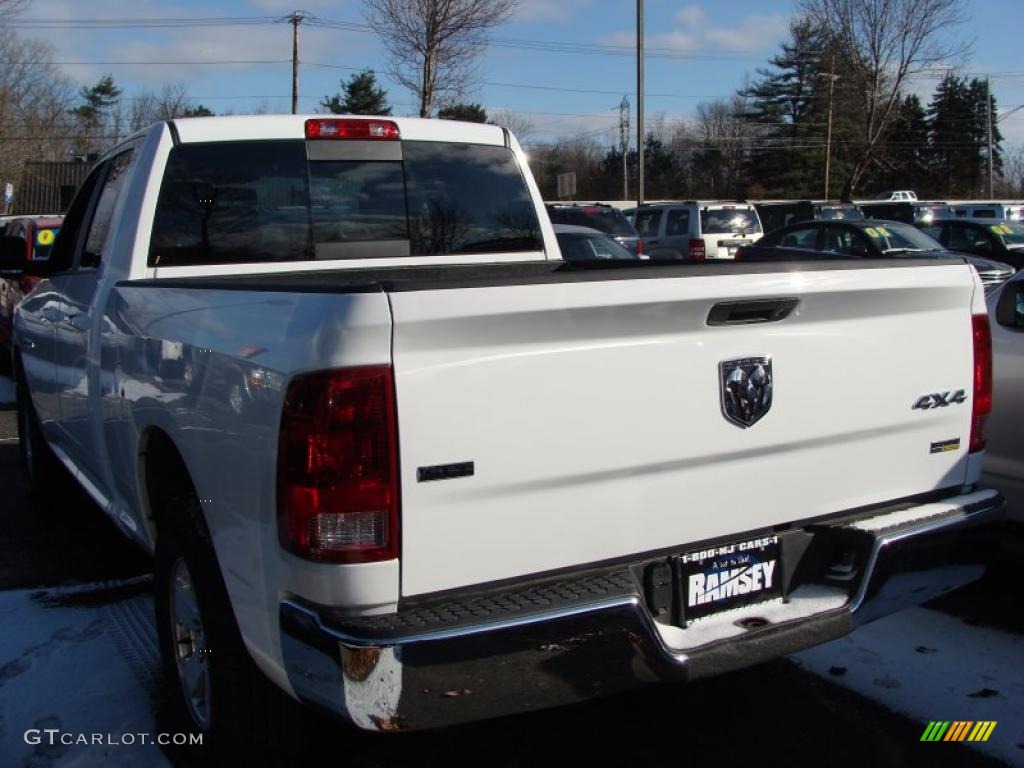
[155,496,298,756]
[15,370,66,513]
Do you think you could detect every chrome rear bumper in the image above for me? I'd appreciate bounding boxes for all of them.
[280,488,1003,731]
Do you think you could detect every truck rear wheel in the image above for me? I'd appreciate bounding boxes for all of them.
[155,496,296,753]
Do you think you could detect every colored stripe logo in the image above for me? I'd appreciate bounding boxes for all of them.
[921,721,997,742]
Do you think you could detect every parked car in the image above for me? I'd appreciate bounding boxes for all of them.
[552,224,638,260]
[740,218,1013,292]
[0,216,62,360]
[873,190,918,201]
[951,202,1024,221]
[982,270,1024,532]
[858,200,953,225]
[631,200,762,260]
[545,202,642,255]
[917,218,1024,270]
[1,115,1004,744]
[753,200,862,234]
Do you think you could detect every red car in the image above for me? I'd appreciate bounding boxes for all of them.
[0,216,62,355]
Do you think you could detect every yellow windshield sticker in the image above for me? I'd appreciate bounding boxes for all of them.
[865,227,880,238]
[35,229,57,246]
[876,226,892,237]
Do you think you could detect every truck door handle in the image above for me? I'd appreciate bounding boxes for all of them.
[707,298,799,326]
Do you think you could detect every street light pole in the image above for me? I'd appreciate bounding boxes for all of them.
[987,78,994,198]
[819,57,839,199]
[636,0,644,207]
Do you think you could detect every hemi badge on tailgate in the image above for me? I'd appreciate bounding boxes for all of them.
[417,462,475,483]
[930,438,961,454]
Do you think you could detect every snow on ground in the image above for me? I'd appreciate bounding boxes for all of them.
[0,375,13,405]
[2,576,1022,766]
[793,607,1024,765]
[0,579,174,767]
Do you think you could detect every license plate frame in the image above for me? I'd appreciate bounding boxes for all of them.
[677,535,782,625]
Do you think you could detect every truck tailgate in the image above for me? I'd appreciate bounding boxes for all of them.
[390,263,978,596]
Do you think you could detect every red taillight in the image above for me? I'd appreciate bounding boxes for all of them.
[278,366,399,563]
[970,313,992,453]
[688,238,706,260]
[304,118,400,140]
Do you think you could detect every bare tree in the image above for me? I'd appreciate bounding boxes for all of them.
[489,110,535,144]
[0,29,77,187]
[363,0,518,118]
[998,145,1024,197]
[691,95,758,197]
[799,0,969,196]
[0,0,28,17]
[128,84,213,132]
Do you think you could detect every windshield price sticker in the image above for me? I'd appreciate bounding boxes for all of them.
[36,229,58,246]
[865,227,880,238]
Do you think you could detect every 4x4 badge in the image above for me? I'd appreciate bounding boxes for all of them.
[720,357,773,428]
[912,390,967,410]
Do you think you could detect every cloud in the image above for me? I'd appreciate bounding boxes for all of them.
[16,0,373,101]
[606,3,788,55]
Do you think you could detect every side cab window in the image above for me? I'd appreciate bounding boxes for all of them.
[634,209,662,237]
[780,226,820,250]
[48,149,135,274]
[80,150,134,269]
[666,209,689,236]
[49,166,106,273]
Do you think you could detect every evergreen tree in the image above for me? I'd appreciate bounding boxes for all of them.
[967,78,1003,193]
[321,69,392,115]
[739,19,844,197]
[926,74,1001,197]
[869,94,929,193]
[70,74,122,155]
[437,102,488,122]
[182,104,214,117]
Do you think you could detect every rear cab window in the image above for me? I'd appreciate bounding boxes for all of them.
[700,208,761,235]
[546,206,635,238]
[149,139,542,267]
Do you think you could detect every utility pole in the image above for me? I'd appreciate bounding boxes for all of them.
[986,78,994,198]
[636,0,644,207]
[619,96,630,200]
[289,11,305,115]
[818,57,840,200]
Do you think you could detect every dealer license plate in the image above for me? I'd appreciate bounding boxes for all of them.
[678,535,782,624]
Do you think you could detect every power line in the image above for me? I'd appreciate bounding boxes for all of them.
[0,16,279,29]
[48,59,290,66]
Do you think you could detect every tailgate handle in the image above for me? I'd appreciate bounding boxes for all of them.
[707,298,799,326]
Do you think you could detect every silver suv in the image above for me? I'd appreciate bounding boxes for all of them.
[630,201,762,260]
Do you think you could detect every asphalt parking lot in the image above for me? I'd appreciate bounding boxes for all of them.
[0,383,1020,767]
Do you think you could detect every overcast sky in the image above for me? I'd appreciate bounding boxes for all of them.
[11,0,1024,146]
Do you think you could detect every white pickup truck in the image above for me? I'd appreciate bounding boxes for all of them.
[0,115,1004,741]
